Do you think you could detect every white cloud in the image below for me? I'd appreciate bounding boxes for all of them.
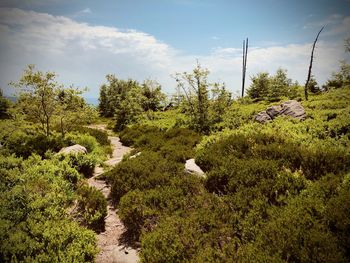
[0,8,348,98]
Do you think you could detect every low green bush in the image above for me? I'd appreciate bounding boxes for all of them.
[63,153,97,178]
[108,151,182,203]
[72,126,111,146]
[196,131,349,181]
[140,193,236,263]
[0,155,98,262]
[64,133,98,153]
[237,173,349,263]
[119,174,205,241]
[77,184,107,233]
[119,125,163,147]
[3,130,65,158]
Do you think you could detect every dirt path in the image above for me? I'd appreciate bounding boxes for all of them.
[87,124,139,263]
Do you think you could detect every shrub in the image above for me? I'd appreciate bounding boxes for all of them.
[57,153,98,178]
[118,174,205,241]
[0,155,98,262]
[140,194,236,263]
[64,133,98,153]
[238,184,347,263]
[72,126,111,146]
[3,130,65,158]
[108,151,182,203]
[77,184,107,232]
[119,125,163,147]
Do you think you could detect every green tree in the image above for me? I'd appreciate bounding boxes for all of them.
[98,74,146,130]
[0,89,11,119]
[268,68,292,101]
[98,84,109,116]
[114,84,144,131]
[326,61,350,89]
[210,82,232,123]
[175,62,211,133]
[12,65,59,136]
[12,65,94,137]
[55,88,97,137]
[247,72,270,101]
[307,75,321,93]
[141,79,166,111]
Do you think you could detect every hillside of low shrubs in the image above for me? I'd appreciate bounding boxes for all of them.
[105,87,350,262]
[0,119,111,261]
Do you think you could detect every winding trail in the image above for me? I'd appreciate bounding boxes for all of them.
[87,124,139,263]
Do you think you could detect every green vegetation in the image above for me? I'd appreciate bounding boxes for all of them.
[113,86,349,262]
[0,154,98,262]
[175,62,232,133]
[0,67,110,262]
[103,84,350,262]
[1,37,349,262]
[11,65,97,137]
[98,74,166,131]
[247,68,300,102]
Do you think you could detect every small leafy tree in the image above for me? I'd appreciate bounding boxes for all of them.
[141,79,166,111]
[55,88,97,137]
[98,84,109,117]
[114,84,144,131]
[175,62,211,133]
[98,75,148,130]
[12,65,95,137]
[12,65,59,136]
[325,61,350,89]
[210,83,231,123]
[247,69,297,101]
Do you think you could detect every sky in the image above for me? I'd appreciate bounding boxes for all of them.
[0,0,349,98]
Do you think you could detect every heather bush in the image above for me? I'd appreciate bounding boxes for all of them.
[76,184,107,232]
[108,151,182,203]
[0,155,98,262]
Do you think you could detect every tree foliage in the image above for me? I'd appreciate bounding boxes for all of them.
[247,68,299,101]
[98,75,166,131]
[0,89,11,119]
[11,65,96,137]
[175,63,231,133]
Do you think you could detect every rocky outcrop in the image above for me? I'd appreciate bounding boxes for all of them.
[255,111,272,123]
[58,144,87,155]
[255,100,306,123]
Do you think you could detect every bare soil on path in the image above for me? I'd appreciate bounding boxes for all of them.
[87,124,139,263]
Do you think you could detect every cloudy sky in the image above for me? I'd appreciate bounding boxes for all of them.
[0,0,349,98]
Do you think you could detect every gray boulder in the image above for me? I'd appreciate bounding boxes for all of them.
[279,100,306,119]
[254,111,272,123]
[255,100,306,123]
[185,159,205,177]
[58,144,87,155]
[266,105,283,119]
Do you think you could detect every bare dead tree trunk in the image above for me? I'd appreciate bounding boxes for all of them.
[242,39,245,97]
[304,26,324,101]
[242,38,248,97]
